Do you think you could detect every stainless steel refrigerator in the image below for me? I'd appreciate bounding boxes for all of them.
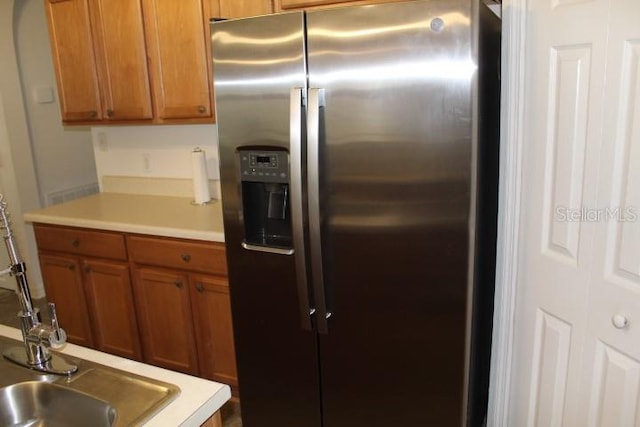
[211,1,500,425]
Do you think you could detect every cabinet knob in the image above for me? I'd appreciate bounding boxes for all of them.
[174,280,183,289]
[71,239,80,248]
[198,105,206,114]
[106,109,114,118]
[67,264,75,271]
[88,110,98,119]
[180,254,191,262]
[612,314,629,329]
[195,283,204,293]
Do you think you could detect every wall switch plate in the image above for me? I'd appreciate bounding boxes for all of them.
[33,86,55,104]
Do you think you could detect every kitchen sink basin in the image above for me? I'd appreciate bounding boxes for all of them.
[0,381,116,427]
[0,336,180,427]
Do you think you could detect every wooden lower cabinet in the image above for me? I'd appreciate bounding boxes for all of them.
[132,267,200,375]
[83,259,142,360]
[128,235,238,396]
[38,254,94,348]
[190,274,238,392]
[34,224,237,396]
[38,253,142,360]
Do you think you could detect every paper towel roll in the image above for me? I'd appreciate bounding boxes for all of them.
[191,148,210,204]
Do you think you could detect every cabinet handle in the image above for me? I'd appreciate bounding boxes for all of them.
[67,264,75,271]
[198,105,206,114]
[195,283,204,293]
[180,254,191,262]
[174,280,183,288]
[84,265,91,273]
[106,109,114,118]
[71,239,80,248]
[88,110,98,119]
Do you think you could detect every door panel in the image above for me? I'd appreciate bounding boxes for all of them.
[581,1,640,424]
[211,12,322,427]
[511,0,640,425]
[306,1,482,425]
[90,0,153,120]
[39,254,94,348]
[83,259,141,360]
[132,267,199,374]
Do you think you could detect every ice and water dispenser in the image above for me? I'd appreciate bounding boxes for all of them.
[238,148,292,251]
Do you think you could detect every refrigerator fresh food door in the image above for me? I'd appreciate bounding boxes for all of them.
[211,12,322,427]
[306,1,476,425]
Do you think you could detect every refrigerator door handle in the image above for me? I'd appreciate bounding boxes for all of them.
[290,87,314,331]
[307,88,331,335]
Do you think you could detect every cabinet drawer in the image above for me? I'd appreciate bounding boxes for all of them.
[128,235,227,275]
[34,224,127,261]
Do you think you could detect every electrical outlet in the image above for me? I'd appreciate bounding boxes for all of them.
[142,153,151,173]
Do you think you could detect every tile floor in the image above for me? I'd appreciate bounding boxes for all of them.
[0,287,242,427]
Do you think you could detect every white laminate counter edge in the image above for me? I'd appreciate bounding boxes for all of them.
[22,193,225,243]
[0,325,231,427]
[24,212,225,243]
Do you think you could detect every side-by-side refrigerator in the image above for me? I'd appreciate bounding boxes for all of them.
[211,1,501,425]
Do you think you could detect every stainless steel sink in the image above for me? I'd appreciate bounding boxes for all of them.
[0,336,180,427]
[0,381,116,427]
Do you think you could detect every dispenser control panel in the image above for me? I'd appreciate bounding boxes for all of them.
[239,149,289,183]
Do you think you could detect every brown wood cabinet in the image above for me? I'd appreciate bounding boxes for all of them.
[128,235,238,396]
[38,253,94,347]
[132,267,199,374]
[142,0,214,121]
[275,0,399,11]
[33,223,238,395]
[210,0,273,19]
[45,0,214,125]
[34,225,141,360]
[190,274,237,387]
[83,259,142,360]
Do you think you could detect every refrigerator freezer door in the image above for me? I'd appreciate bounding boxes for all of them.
[306,1,476,425]
[211,13,322,427]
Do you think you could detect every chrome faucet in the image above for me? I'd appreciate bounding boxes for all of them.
[0,195,77,375]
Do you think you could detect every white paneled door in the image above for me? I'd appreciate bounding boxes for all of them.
[511,0,640,426]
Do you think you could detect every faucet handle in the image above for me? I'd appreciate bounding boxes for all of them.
[48,302,67,348]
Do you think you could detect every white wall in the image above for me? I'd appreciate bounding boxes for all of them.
[0,0,46,296]
[14,0,97,205]
[92,124,219,191]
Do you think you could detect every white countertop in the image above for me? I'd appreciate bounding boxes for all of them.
[0,324,231,426]
[23,193,225,242]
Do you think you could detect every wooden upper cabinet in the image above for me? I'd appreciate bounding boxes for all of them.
[89,0,153,121]
[143,0,213,120]
[210,0,273,19]
[275,0,398,11]
[45,0,215,124]
[45,0,102,122]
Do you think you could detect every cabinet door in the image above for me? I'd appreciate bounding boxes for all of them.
[212,0,273,18]
[276,0,395,10]
[190,274,238,395]
[89,0,153,120]
[45,0,102,122]
[132,267,199,374]
[142,0,213,120]
[83,259,142,360]
[38,253,94,348]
